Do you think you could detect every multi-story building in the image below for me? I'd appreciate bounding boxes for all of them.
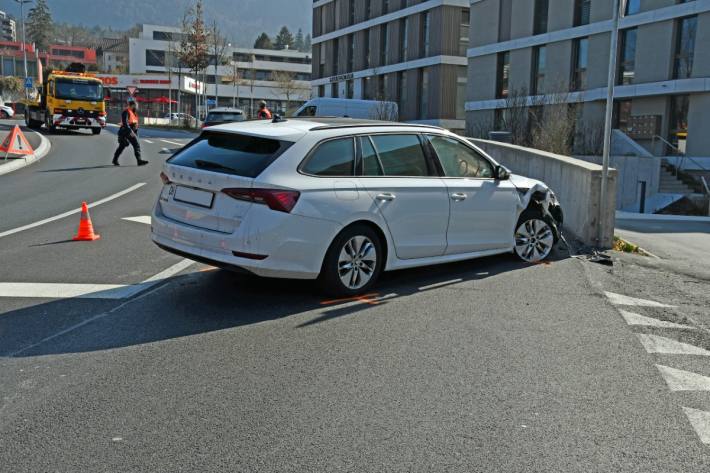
[44,45,98,70]
[311,0,471,132]
[128,24,312,115]
[96,37,130,73]
[0,41,38,78]
[0,11,16,42]
[466,0,710,157]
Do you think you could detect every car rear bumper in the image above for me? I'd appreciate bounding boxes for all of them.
[151,202,341,280]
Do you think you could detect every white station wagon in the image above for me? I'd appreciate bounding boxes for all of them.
[152,118,563,295]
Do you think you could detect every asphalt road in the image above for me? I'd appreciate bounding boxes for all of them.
[1,121,709,472]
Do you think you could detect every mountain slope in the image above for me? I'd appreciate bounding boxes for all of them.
[8,0,312,46]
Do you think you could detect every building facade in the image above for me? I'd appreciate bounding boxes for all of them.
[466,0,710,157]
[128,25,312,116]
[311,0,471,131]
[0,11,16,42]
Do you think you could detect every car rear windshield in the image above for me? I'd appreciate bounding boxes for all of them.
[168,131,292,178]
[206,112,245,123]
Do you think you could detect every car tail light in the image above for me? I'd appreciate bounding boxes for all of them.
[222,188,300,213]
[53,108,64,114]
[160,171,171,185]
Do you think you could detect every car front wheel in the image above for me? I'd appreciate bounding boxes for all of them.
[319,224,383,296]
[514,210,555,263]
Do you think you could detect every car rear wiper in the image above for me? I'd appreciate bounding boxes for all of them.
[195,160,239,173]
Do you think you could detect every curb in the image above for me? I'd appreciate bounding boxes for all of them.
[0,129,52,177]
[616,210,710,223]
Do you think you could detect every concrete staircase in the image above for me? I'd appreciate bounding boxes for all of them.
[659,166,694,194]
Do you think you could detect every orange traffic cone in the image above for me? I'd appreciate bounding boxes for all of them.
[73,202,101,241]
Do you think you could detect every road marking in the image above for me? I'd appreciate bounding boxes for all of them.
[656,365,710,391]
[0,183,146,239]
[619,309,696,330]
[419,279,463,291]
[144,139,154,144]
[0,259,194,300]
[683,408,710,444]
[160,139,184,146]
[122,216,151,225]
[605,291,675,308]
[636,334,710,356]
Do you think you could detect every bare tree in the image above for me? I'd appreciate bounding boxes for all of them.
[210,21,230,108]
[270,71,304,115]
[530,91,578,156]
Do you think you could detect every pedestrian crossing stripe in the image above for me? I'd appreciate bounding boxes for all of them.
[122,216,152,225]
[683,408,710,445]
[619,310,696,330]
[605,291,675,308]
[656,365,710,391]
[637,334,710,356]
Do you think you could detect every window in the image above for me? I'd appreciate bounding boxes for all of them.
[348,0,355,25]
[302,138,355,176]
[574,0,591,27]
[531,46,546,95]
[618,28,637,85]
[347,34,354,72]
[169,132,288,178]
[366,0,372,20]
[613,100,632,130]
[496,51,510,99]
[55,79,103,101]
[363,76,372,100]
[296,106,317,117]
[668,95,689,154]
[625,0,640,15]
[331,82,339,98]
[398,71,407,113]
[673,16,697,79]
[533,0,548,35]
[377,75,385,100]
[318,85,325,97]
[421,12,430,58]
[332,38,339,74]
[381,24,389,66]
[419,68,429,119]
[459,9,470,56]
[427,135,494,179]
[360,136,384,176]
[371,134,429,176]
[571,37,589,91]
[146,49,165,67]
[346,80,354,99]
[383,0,390,15]
[364,29,371,68]
[400,17,409,62]
[319,43,326,77]
[456,67,467,120]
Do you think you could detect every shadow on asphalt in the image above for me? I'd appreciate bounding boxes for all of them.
[1,249,570,358]
[38,165,117,173]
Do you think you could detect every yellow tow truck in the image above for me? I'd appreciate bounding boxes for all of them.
[25,64,106,135]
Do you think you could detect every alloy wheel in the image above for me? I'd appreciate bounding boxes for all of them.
[515,218,554,262]
[338,235,377,290]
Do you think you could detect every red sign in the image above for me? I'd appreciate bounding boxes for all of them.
[126,86,138,96]
[100,76,119,86]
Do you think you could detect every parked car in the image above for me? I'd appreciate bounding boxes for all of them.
[151,118,563,296]
[0,104,15,119]
[294,98,398,121]
[203,108,246,128]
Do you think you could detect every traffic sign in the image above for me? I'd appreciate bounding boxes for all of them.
[126,86,138,96]
[206,99,216,106]
[24,77,33,89]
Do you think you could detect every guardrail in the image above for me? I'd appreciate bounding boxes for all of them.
[470,138,617,248]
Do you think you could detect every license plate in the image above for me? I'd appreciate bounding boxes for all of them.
[173,186,215,208]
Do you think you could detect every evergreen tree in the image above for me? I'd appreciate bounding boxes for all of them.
[253,32,273,50]
[26,0,54,51]
[274,26,294,50]
[304,34,312,52]
[294,28,304,52]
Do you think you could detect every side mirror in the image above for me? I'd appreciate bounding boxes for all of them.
[495,165,511,181]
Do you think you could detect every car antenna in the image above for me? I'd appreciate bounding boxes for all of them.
[272,114,287,123]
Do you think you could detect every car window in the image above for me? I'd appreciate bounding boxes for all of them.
[206,112,245,123]
[360,136,383,176]
[426,135,494,178]
[302,138,355,176]
[168,131,291,178]
[297,106,317,117]
[369,134,429,177]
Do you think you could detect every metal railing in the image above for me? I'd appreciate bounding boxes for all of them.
[652,135,710,176]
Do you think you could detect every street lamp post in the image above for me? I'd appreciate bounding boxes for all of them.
[15,0,32,99]
[599,0,625,246]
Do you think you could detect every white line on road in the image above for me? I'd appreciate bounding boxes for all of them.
[636,334,710,356]
[122,216,151,225]
[0,183,146,239]
[683,407,710,444]
[619,310,696,330]
[656,365,710,391]
[605,291,675,308]
[144,139,154,144]
[160,139,184,146]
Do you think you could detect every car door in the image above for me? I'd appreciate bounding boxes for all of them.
[425,134,519,254]
[356,134,449,260]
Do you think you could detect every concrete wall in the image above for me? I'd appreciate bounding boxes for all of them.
[470,138,617,248]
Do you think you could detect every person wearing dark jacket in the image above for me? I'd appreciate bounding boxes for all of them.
[113,97,148,166]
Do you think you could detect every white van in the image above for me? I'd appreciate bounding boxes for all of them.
[294,98,398,121]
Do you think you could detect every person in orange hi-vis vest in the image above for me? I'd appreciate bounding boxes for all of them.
[256,100,272,120]
[112,97,149,166]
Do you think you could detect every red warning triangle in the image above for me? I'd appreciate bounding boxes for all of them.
[0,125,34,156]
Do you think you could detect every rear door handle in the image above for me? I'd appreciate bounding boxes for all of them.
[451,193,467,201]
[376,192,396,201]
